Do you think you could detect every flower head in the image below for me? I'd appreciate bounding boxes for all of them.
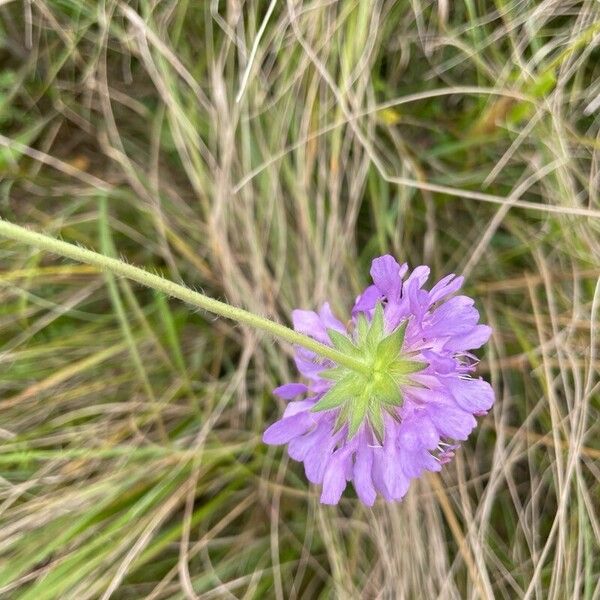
[263,256,494,505]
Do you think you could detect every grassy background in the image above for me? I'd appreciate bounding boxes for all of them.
[1,1,599,598]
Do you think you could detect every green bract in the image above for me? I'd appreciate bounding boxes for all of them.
[311,304,427,442]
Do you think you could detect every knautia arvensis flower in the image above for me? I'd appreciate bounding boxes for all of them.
[0,221,495,506]
[263,256,495,505]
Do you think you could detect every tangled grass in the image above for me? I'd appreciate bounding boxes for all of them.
[0,1,599,598]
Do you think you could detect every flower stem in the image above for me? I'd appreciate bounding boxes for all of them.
[0,218,370,375]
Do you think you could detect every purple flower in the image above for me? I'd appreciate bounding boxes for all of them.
[264,256,494,506]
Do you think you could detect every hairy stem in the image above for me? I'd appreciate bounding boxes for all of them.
[0,218,369,375]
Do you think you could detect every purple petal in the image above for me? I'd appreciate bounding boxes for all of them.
[398,415,439,451]
[292,310,330,344]
[283,400,315,418]
[273,383,308,399]
[319,303,346,333]
[407,279,430,321]
[380,420,410,499]
[263,411,314,445]
[310,380,332,395]
[370,256,406,301]
[321,449,351,504]
[294,348,327,380]
[402,382,442,407]
[304,427,341,484]
[304,448,329,484]
[428,274,464,304]
[353,437,376,506]
[422,350,456,374]
[405,265,430,288]
[426,296,479,337]
[385,268,430,330]
[288,420,330,461]
[426,397,477,441]
[370,448,392,501]
[384,453,410,499]
[397,417,440,478]
[445,377,494,413]
[383,299,410,331]
[444,325,492,351]
[352,285,381,315]
[401,448,440,478]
